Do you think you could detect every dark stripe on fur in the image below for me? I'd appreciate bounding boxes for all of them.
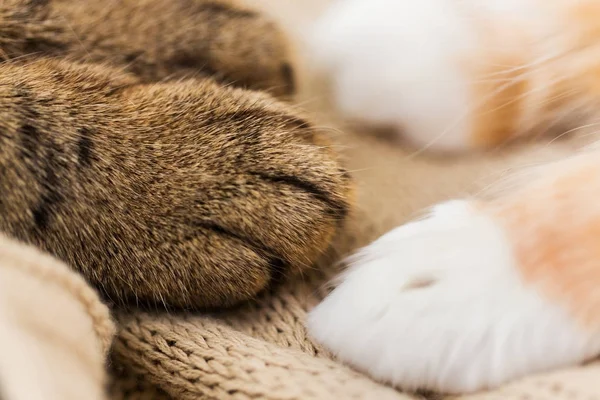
[29,0,50,8]
[266,256,287,289]
[77,127,94,167]
[192,220,291,287]
[251,172,349,220]
[206,108,312,133]
[32,141,64,231]
[280,63,296,95]
[168,53,220,79]
[32,190,61,230]
[18,123,40,159]
[197,1,257,18]
[193,220,285,260]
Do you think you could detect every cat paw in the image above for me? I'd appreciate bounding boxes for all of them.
[103,86,354,309]
[308,0,476,151]
[171,0,298,97]
[308,200,600,393]
[0,60,351,310]
[50,0,297,97]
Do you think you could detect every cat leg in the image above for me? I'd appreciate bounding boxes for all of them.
[308,0,546,152]
[0,58,351,309]
[2,0,296,96]
[308,147,600,393]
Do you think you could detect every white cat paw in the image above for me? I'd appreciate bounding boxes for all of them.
[308,0,476,151]
[307,200,599,393]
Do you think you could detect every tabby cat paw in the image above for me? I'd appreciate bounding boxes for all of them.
[0,60,351,309]
[308,200,600,393]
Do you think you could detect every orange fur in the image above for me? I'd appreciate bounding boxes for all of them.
[459,1,600,149]
[467,11,530,148]
[566,1,600,48]
[488,152,600,329]
[470,58,528,148]
[558,2,600,99]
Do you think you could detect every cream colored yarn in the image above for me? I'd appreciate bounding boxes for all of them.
[0,234,114,400]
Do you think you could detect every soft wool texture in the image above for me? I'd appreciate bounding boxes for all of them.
[3,1,599,399]
[0,234,114,400]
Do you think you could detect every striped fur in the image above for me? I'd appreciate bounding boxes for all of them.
[0,0,352,308]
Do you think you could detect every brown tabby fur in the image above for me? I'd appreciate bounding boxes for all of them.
[0,0,352,308]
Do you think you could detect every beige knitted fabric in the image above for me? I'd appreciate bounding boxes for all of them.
[0,234,115,400]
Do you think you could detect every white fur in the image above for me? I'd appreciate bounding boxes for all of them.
[307,0,556,151]
[307,201,600,393]
[309,0,475,151]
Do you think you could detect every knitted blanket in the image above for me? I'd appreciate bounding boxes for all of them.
[0,235,114,400]
[1,1,598,399]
